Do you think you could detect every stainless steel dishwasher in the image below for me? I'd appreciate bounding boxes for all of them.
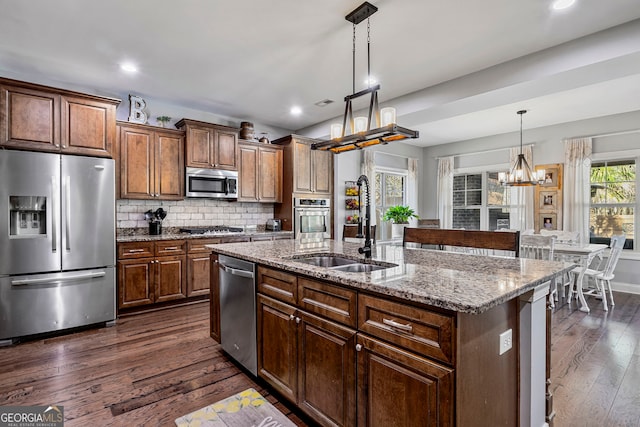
[218,255,257,376]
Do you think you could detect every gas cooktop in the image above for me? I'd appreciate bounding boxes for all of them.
[179,226,244,235]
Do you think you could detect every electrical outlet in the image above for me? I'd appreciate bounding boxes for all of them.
[499,329,512,355]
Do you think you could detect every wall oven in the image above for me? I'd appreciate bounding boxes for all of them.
[186,168,238,199]
[294,198,331,240]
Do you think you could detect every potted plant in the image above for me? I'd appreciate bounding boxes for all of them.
[156,116,171,128]
[383,205,418,239]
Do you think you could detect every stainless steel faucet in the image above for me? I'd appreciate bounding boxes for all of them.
[356,174,372,259]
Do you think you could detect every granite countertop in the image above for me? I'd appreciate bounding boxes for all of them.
[116,228,293,243]
[207,239,575,315]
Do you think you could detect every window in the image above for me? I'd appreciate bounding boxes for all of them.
[375,170,406,240]
[453,172,510,230]
[590,159,636,249]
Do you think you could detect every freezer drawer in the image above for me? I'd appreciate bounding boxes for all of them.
[0,267,116,341]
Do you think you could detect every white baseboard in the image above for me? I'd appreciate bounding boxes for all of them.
[611,281,640,295]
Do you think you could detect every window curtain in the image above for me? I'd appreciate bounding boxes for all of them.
[437,157,454,228]
[361,150,376,225]
[408,158,418,223]
[508,145,535,231]
[563,138,592,245]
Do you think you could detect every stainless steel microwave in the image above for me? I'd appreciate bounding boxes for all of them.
[186,167,238,199]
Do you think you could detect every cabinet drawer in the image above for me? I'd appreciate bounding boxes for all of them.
[118,241,154,259]
[187,238,222,253]
[298,278,357,328]
[258,266,297,305]
[155,240,186,256]
[358,293,455,365]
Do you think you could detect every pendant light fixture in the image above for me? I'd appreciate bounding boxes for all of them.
[498,110,545,186]
[311,2,419,154]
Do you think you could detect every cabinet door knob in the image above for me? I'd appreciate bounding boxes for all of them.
[355,344,362,352]
[289,314,295,321]
[295,317,301,324]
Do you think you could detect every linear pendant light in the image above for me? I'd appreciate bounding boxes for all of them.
[498,110,545,186]
[311,2,419,154]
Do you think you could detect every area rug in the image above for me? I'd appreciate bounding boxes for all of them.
[175,388,297,427]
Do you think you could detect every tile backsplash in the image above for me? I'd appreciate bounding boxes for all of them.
[117,199,275,229]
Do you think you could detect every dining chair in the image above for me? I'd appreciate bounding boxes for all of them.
[403,228,520,257]
[539,229,580,245]
[520,234,557,306]
[417,218,440,228]
[568,234,626,311]
[342,224,376,244]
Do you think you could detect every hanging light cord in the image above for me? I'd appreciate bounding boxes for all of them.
[367,17,371,88]
[352,22,356,94]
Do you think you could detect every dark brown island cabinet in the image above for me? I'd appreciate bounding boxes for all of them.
[209,244,554,427]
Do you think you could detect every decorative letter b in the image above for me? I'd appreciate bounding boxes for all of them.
[129,94,148,124]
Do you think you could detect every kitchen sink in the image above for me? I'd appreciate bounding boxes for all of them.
[292,255,358,267]
[289,254,397,273]
[330,263,390,273]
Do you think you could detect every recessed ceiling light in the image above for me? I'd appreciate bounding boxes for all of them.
[552,0,576,10]
[364,76,377,86]
[290,106,302,116]
[120,62,138,73]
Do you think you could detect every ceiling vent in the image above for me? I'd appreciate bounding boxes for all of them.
[314,99,334,107]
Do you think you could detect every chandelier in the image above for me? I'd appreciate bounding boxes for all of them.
[498,110,545,186]
[311,2,419,154]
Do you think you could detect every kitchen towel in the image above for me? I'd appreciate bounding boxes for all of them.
[175,388,296,427]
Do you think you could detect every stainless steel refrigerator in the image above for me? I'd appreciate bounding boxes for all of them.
[0,150,116,343]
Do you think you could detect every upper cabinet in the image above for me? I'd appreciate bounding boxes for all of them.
[273,134,333,197]
[238,140,283,203]
[175,118,238,171]
[117,122,185,200]
[0,78,119,158]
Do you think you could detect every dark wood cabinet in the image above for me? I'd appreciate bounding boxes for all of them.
[117,240,187,310]
[118,122,184,200]
[257,294,298,403]
[238,141,283,203]
[256,267,356,427]
[187,239,221,298]
[118,258,154,308]
[272,134,333,232]
[175,118,238,170]
[0,78,118,157]
[356,334,454,427]
[210,253,221,342]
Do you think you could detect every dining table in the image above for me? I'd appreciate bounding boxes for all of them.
[554,243,609,313]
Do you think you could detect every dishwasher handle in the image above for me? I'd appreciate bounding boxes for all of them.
[219,262,255,279]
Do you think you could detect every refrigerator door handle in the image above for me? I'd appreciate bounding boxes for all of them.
[11,271,107,286]
[65,175,71,251]
[51,175,58,253]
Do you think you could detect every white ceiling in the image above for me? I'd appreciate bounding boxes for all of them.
[1,0,640,147]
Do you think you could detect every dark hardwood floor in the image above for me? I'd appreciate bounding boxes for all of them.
[551,291,640,427]
[0,302,310,427]
[1,293,638,427]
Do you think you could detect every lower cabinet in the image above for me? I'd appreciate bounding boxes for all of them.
[257,294,357,427]
[356,334,454,427]
[187,239,222,297]
[117,240,187,309]
[251,265,455,427]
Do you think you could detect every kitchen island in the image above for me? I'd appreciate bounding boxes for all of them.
[208,239,573,427]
